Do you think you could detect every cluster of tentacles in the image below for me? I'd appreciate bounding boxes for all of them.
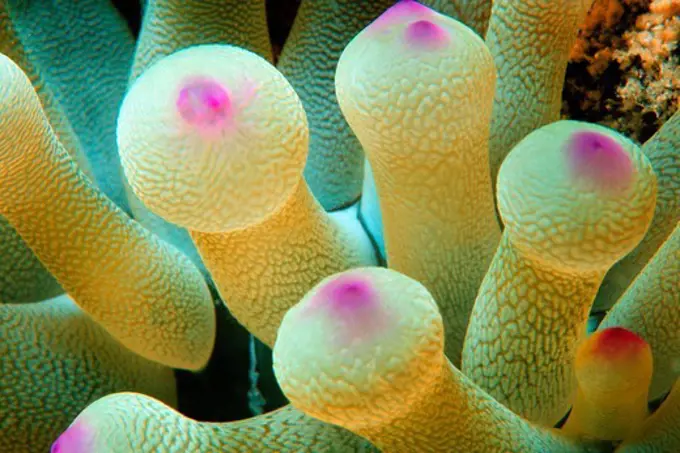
[0,0,678,452]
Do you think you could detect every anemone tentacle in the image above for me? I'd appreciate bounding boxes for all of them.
[562,327,653,441]
[274,267,601,453]
[600,222,680,400]
[0,295,176,453]
[486,0,595,194]
[616,380,680,452]
[0,53,215,370]
[462,120,657,425]
[336,1,501,364]
[595,110,680,311]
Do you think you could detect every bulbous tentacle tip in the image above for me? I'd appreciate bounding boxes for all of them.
[51,421,94,453]
[176,77,232,130]
[404,20,450,49]
[576,327,653,392]
[566,130,634,194]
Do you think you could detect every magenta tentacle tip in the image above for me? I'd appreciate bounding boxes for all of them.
[50,421,93,453]
[404,20,450,48]
[566,130,634,193]
[318,274,378,314]
[305,273,390,346]
[176,77,232,130]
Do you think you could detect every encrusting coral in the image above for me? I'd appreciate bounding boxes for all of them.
[0,0,677,452]
[564,0,679,144]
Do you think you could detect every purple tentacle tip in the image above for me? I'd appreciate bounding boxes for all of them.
[51,421,92,453]
[405,20,450,49]
[177,77,231,129]
[567,130,634,193]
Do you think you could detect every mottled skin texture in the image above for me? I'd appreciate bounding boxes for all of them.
[131,0,272,81]
[616,380,680,453]
[0,54,216,370]
[118,45,308,233]
[336,2,501,364]
[0,2,94,302]
[485,0,595,192]
[594,110,680,312]
[274,268,600,453]
[192,182,377,345]
[277,0,394,211]
[0,296,176,453]
[562,328,653,441]
[462,121,657,426]
[122,0,273,271]
[54,393,377,453]
[7,0,134,211]
[117,44,377,450]
[600,223,680,400]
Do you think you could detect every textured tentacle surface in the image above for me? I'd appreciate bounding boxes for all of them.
[6,0,134,210]
[0,2,93,178]
[192,182,377,346]
[594,110,680,311]
[117,43,377,450]
[0,295,176,453]
[52,393,377,453]
[562,327,653,441]
[336,1,501,364]
[123,0,273,272]
[600,222,680,400]
[274,267,601,453]
[615,380,680,453]
[118,44,376,345]
[132,0,272,82]
[0,2,91,302]
[462,120,657,425]
[0,54,215,370]
[421,0,493,37]
[485,0,595,189]
[277,0,394,211]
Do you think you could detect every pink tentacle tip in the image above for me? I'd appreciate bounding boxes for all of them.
[317,274,379,316]
[405,20,450,49]
[370,0,434,33]
[566,130,634,193]
[306,274,391,345]
[50,421,93,453]
[590,327,649,361]
[176,77,232,130]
